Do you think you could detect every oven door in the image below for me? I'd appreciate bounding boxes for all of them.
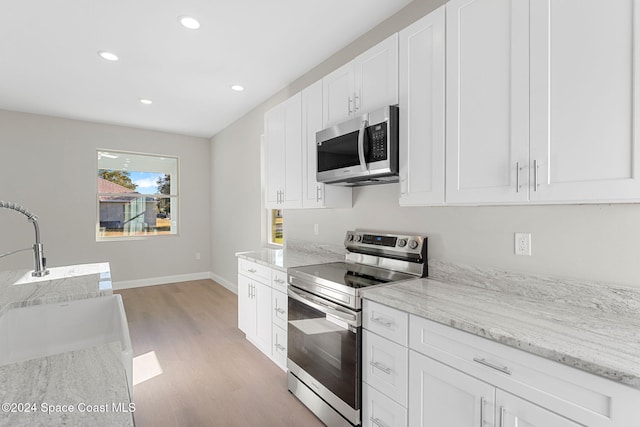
[287,286,361,425]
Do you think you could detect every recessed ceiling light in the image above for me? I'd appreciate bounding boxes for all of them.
[98,51,119,61]
[139,99,153,105]
[179,16,200,30]
[231,85,244,92]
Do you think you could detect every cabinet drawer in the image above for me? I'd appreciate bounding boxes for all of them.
[272,289,288,331]
[363,299,408,346]
[409,314,639,427]
[238,258,271,283]
[272,325,287,371]
[363,330,408,406]
[271,268,288,294]
[362,383,407,427]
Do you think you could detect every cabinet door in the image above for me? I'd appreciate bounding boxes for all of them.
[363,330,408,406]
[302,80,324,208]
[264,104,285,208]
[323,62,355,127]
[302,80,353,209]
[530,0,640,203]
[445,0,530,204]
[496,389,581,427]
[272,325,287,371]
[355,33,399,115]
[253,280,272,355]
[237,274,255,336]
[282,93,302,208]
[409,351,495,427]
[399,6,446,206]
[363,383,407,427]
[272,289,287,331]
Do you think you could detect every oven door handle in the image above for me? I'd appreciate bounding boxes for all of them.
[288,287,359,327]
[357,119,369,172]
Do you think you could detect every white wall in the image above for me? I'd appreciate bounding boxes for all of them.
[0,110,211,287]
[209,0,640,291]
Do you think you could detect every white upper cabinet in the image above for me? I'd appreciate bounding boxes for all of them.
[323,62,355,127]
[264,93,302,209]
[354,33,399,115]
[529,0,640,203]
[323,34,399,127]
[399,6,446,206]
[264,105,285,208]
[445,0,530,204]
[446,0,640,204]
[301,80,352,209]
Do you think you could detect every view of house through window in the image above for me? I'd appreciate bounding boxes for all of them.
[97,150,178,239]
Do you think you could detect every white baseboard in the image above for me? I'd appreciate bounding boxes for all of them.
[113,271,213,290]
[209,271,237,294]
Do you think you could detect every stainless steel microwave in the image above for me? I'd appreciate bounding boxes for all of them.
[316,105,399,186]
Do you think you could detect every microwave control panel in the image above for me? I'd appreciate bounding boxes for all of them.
[369,123,387,161]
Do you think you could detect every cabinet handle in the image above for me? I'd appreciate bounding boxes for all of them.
[516,162,522,193]
[369,360,392,375]
[480,397,485,427]
[371,316,393,328]
[274,278,285,284]
[252,284,256,298]
[369,417,389,427]
[473,357,512,375]
[275,343,286,352]
[348,96,353,115]
[499,406,506,427]
[275,307,286,315]
[354,91,361,112]
[248,268,257,273]
[533,160,539,191]
[316,185,322,202]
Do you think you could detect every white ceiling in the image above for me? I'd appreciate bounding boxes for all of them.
[0,0,412,138]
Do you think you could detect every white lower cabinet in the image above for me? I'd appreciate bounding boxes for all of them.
[272,324,287,370]
[237,259,288,370]
[496,389,581,427]
[363,298,640,427]
[237,271,271,356]
[363,330,408,406]
[363,383,407,427]
[363,300,409,427]
[409,350,494,427]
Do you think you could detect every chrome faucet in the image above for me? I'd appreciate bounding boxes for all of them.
[0,201,49,277]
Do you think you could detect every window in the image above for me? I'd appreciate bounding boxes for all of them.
[268,209,283,246]
[97,150,178,240]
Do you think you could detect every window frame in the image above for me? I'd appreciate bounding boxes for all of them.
[96,149,180,242]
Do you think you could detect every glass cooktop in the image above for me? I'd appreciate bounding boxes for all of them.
[289,261,416,290]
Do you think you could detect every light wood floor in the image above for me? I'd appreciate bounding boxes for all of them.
[116,280,324,427]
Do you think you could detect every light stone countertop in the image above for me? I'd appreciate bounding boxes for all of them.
[0,342,133,427]
[362,260,640,390]
[0,263,134,426]
[236,240,345,272]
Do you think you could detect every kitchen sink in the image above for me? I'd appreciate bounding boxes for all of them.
[0,295,133,392]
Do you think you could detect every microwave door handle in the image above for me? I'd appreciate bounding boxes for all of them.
[357,119,368,172]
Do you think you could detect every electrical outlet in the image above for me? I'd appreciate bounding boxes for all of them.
[514,233,531,256]
[195,252,201,260]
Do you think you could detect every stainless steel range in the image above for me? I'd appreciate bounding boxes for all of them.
[287,230,427,427]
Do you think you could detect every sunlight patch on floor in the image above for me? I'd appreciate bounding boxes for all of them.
[133,351,163,386]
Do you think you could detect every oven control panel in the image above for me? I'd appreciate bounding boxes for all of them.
[344,230,426,259]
